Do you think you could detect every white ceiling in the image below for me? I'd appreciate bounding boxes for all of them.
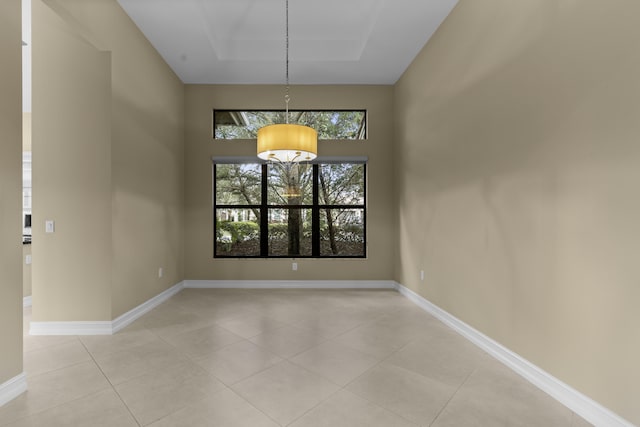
[117,0,459,85]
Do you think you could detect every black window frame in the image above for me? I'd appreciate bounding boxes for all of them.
[213,159,367,259]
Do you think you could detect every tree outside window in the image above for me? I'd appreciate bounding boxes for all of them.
[214,161,366,258]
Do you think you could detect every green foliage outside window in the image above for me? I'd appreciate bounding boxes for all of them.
[214,110,366,140]
[214,161,366,258]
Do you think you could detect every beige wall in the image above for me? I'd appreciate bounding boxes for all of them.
[0,0,24,386]
[394,0,640,424]
[185,85,395,281]
[31,0,184,322]
[88,0,185,318]
[32,0,113,321]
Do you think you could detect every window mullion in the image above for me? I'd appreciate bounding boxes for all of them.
[213,164,218,257]
[312,165,320,256]
[260,163,269,256]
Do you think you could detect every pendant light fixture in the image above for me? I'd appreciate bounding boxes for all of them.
[257,0,318,162]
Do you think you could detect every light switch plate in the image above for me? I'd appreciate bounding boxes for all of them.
[45,220,55,233]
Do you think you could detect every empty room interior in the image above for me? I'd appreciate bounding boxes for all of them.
[1,0,639,426]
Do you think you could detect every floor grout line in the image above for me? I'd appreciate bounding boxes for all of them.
[76,338,143,427]
[225,386,285,427]
[14,289,581,426]
[427,368,475,427]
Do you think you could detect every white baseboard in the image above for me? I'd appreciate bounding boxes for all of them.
[394,283,635,427]
[112,282,184,333]
[27,281,392,335]
[23,296,32,308]
[0,373,27,407]
[29,320,113,336]
[29,282,185,336]
[183,280,397,289]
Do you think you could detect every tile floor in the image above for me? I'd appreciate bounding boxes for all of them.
[1,289,592,426]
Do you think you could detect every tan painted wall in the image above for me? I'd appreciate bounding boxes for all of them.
[0,0,24,385]
[185,85,394,281]
[71,0,186,318]
[31,0,184,321]
[394,0,640,424]
[32,0,113,321]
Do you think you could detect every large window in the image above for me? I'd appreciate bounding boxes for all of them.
[214,160,366,258]
[214,110,366,140]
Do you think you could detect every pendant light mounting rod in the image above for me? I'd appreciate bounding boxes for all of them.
[285,0,290,124]
[256,0,318,163]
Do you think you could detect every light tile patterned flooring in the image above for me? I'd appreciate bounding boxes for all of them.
[1,289,592,426]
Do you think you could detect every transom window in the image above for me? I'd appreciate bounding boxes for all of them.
[214,110,367,140]
[214,159,366,258]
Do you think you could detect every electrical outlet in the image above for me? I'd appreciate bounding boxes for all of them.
[158,267,163,278]
[420,270,425,281]
[292,262,298,271]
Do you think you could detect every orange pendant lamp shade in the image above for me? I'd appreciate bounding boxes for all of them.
[257,123,317,162]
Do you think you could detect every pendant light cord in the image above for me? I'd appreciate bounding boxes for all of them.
[285,0,290,124]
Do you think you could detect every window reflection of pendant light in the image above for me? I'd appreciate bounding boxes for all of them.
[257,0,317,162]
[280,163,302,199]
[282,184,301,199]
